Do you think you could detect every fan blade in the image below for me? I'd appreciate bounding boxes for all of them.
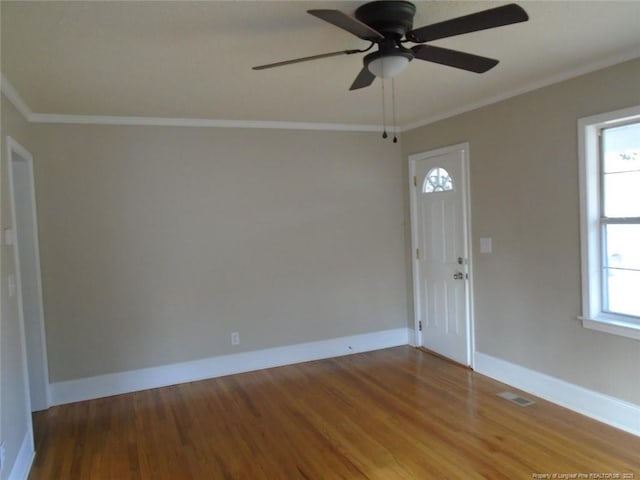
[411,45,498,73]
[308,9,384,41]
[252,49,360,70]
[407,4,528,43]
[349,67,376,90]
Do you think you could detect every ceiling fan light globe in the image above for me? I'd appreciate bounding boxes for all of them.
[367,54,410,78]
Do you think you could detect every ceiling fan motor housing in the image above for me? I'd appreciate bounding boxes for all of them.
[355,1,416,39]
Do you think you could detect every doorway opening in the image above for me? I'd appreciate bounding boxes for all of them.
[7,137,50,412]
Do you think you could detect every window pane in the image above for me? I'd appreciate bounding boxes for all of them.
[603,171,640,217]
[604,268,640,318]
[602,122,640,174]
[605,224,640,270]
[423,167,454,193]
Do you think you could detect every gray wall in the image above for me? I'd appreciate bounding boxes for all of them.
[1,96,32,480]
[30,124,408,382]
[402,58,640,404]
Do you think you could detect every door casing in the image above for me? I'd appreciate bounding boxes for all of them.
[6,136,50,412]
[408,142,475,367]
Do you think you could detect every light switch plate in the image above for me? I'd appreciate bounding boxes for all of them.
[479,237,492,254]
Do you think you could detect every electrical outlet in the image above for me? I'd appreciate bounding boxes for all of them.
[231,332,240,346]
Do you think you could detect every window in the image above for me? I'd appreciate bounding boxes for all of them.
[579,105,640,340]
[423,167,454,193]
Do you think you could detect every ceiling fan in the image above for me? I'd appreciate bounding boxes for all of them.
[252,1,529,90]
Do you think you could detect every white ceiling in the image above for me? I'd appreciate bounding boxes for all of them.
[2,1,640,128]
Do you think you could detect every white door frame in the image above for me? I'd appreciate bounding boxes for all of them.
[6,136,51,411]
[408,142,475,368]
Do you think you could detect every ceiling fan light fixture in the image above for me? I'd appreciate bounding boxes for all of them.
[365,50,413,78]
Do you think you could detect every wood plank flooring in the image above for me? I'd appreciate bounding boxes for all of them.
[29,347,639,479]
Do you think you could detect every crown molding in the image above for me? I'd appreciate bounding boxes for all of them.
[28,112,381,133]
[1,73,381,132]
[401,46,640,132]
[3,48,640,133]
[1,74,34,121]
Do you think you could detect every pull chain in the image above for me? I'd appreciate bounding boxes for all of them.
[391,78,398,143]
[381,72,387,139]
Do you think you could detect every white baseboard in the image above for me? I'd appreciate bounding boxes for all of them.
[407,327,417,346]
[7,432,34,480]
[49,328,410,406]
[474,352,640,437]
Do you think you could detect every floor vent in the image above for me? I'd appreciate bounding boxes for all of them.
[497,391,535,407]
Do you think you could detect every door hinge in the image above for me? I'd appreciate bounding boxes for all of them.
[418,321,423,331]
[416,248,420,259]
[413,175,417,187]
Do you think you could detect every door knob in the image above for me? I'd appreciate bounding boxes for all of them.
[453,272,464,280]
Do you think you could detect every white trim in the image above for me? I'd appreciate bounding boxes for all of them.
[474,352,640,437]
[6,138,52,411]
[28,113,382,133]
[579,316,640,340]
[407,143,475,367]
[407,328,418,347]
[578,114,602,322]
[5,138,37,477]
[0,74,380,132]
[0,75,33,121]
[578,105,640,340]
[49,328,410,406]
[579,104,640,127]
[464,145,476,369]
[402,47,640,132]
[7,431,34,480]
[3,50,640,132]
[408,157,422,347]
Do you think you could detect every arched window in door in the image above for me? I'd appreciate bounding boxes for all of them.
[423,167,454,193]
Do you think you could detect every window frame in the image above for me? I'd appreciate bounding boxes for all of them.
[578,105,640,340]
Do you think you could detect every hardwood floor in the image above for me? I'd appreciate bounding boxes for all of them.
[29,347,639,479]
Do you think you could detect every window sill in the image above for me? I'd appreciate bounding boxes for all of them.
[579,316,640,340]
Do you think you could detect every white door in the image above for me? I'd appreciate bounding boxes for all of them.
[409,144,472,365]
